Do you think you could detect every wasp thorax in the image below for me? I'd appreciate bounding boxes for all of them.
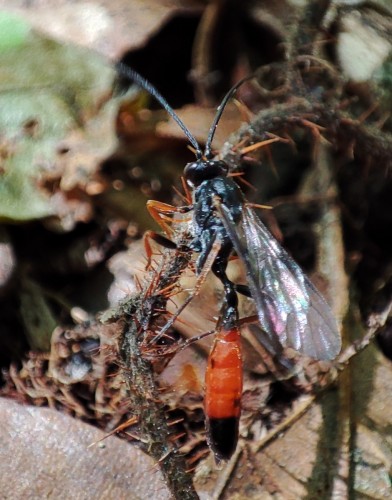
[184,159,228,187]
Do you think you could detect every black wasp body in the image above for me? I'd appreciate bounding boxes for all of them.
[186,160,242,272]
[185,158,247,337]
[118,63,341,461]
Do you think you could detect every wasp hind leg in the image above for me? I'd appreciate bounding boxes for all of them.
[235,283,251,297]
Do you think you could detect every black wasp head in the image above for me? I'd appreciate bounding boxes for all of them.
[184,159,228,187]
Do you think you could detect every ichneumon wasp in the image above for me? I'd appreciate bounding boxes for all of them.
[117,62,341,462]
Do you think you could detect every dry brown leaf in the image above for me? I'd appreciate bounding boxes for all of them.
[0,398,171,499]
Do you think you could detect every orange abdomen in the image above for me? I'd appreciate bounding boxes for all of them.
[205,325,242,461]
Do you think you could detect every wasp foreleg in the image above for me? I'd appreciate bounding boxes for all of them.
[146,200,193,235]
[144,200,193,269]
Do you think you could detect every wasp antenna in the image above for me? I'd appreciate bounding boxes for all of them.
[204,74,255,159]
[116,62,202,157]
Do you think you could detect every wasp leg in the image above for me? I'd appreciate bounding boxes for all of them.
[235,284,251,297]
[146,200,193,236]
[211,256,253,304]
[144,230,177,270]
[144,200,193,269]
[211,258,239,318]
[150,238,222,344]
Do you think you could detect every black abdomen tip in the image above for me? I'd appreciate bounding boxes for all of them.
[206,417,239,461]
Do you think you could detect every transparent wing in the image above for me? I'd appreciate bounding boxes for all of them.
[218,203,341,360]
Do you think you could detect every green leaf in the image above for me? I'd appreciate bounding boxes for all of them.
[0,19,115,222]
[0,12,31,50]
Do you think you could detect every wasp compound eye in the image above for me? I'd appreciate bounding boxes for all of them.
[184,160,229,187]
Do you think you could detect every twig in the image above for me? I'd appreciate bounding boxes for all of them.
[121,319,198,499]
[221,99,392,172]
[117,246,198,499]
